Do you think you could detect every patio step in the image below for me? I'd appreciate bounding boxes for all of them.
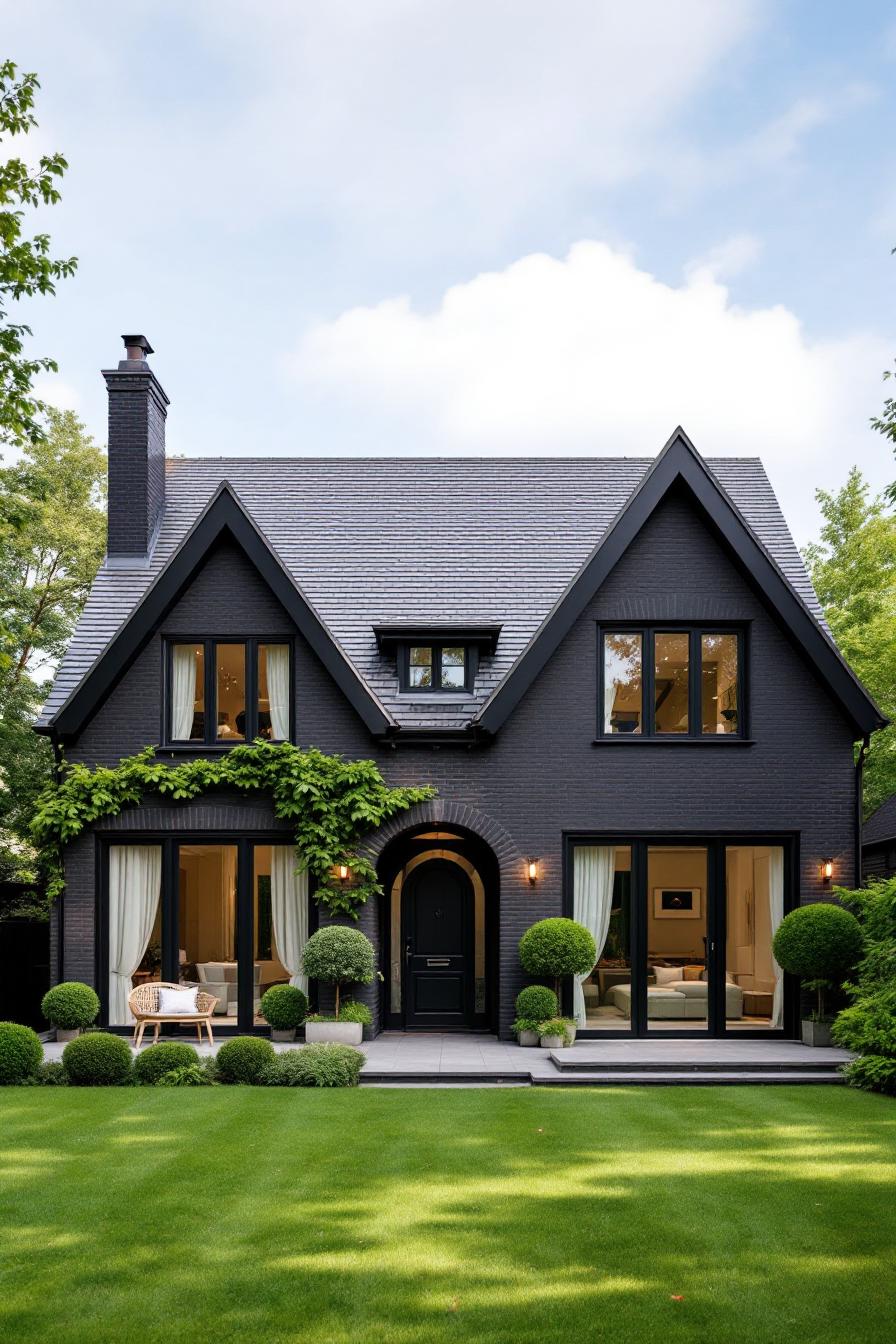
[549,1054,842,1074]
[361,1070,530,1086]
[534,1069,845,1086]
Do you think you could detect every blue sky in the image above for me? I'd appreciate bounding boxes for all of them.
[3,0,895,539]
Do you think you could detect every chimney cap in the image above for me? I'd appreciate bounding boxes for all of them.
[121,334,154,358]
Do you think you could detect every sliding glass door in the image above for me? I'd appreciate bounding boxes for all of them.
[570,837,790,1037]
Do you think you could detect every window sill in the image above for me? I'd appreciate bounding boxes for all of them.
[161,741,291,754]
[592,737,755,747]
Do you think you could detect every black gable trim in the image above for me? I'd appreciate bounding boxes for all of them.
[474,429,886,738]
[46,484,395,738]
[374,624,502,655]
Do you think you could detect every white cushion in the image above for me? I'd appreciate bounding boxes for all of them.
[157,987,199,1016]
[653,966,680,986]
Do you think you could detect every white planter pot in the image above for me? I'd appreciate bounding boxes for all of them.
[540,1033,567,1049]
[567,1024,577,1043]
[55,1027,80,1042]
[305,1020,363,1046]
[801,1019,833,1048]
[517,1029,540,1047]
[270,1028,296,1043]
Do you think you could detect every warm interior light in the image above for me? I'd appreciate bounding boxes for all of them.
[527,860,538,883]
[338,864,349,881]
[821,860,833,881]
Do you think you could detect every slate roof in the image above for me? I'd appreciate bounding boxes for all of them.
[863,795,896,848]
[40,454,831,734]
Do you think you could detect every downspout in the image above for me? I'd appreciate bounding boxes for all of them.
[49,728,65,984]
[855,732,870,888]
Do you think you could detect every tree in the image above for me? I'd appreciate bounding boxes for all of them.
[804,468,896,815]
[1,60,76,446]
[0,410,105,889]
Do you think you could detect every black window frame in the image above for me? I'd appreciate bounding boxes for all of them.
[163,636,294,747]
[596,623,747,742]
[398,642,476,694]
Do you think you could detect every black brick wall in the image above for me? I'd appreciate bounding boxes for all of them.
[60,494,859,1037]
[104,366,168,555]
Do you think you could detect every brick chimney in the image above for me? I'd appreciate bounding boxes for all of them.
[102,335,169,558]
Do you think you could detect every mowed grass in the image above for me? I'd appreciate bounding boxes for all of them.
[1,1087,895,1344]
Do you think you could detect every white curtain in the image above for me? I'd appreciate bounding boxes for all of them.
[108,845,162,1024]
[573,846,616,1026]
[222,847,237,959]
[171,645,197,740]
[265,645,290,740]
[271,846,309,994]
[768,846,785,1029]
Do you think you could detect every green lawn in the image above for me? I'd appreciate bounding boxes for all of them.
[1,1087,895,1344]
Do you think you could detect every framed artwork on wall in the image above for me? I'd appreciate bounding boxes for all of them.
[653,887,702,919]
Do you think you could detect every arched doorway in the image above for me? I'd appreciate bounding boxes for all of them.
[377,826,499,1032]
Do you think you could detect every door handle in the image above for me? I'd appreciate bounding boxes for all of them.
[426,958,450,967]
[405,938,412,966]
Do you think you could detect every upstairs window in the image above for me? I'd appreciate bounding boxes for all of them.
[167,639,291,744]
[402,644,471,692]
[600,627,744,739]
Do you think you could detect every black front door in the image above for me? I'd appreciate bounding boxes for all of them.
[403,860,473,1027]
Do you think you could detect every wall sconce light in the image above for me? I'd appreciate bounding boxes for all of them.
[527,859,538,885]
[821,860,833,883]
[338,864,350,881]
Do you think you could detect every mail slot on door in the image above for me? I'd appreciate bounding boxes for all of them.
[426,958,450,967]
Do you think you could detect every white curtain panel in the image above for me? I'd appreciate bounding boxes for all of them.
[222,847,237,959]
[271,846,309,994]
[573,846,616,1027]
[171,645,197,740]
[768,847,785,1029]
[265,645,290,740]
[108,844,162,1024]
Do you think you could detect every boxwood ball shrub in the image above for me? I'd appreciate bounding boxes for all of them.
[215,1035,276,1084]
[302,925,375,1017]
[515,984,558,1023]
[773,903,864,1018]
[62,1032,133,1086]
[519,918,597,998]
[41,981,100,1031]
[260,984,308,1031]
[134,1041,199,1086]
[260,1043,365,1088]
[0,1022,43,1084]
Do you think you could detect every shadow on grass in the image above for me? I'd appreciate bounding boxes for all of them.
[1,1087,895,1344]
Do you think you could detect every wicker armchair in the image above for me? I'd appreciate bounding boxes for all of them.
[127,980,217,1048]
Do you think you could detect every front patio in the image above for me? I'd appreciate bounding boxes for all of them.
[41,1031,853,1085]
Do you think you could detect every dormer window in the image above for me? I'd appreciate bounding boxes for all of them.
[406,644,470,692]
[373,624,502,697]
[166,638,292,745]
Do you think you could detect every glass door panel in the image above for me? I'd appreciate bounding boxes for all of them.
[573,845,633,1032]
[645,845,709,1033]
[725,845,785,1031]
[177,844,239,1024]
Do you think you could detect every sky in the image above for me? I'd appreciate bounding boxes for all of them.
[2,0,895,541]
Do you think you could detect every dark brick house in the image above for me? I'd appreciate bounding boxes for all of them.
[38,336,885,1041]
[862,796,896,882]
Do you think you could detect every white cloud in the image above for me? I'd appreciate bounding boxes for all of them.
[32,374,82,413]
[685,234,762,282]
[292,240,893,538]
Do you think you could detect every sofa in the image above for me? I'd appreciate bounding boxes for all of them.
[196,962,262,1016]
[604,979,744,1020]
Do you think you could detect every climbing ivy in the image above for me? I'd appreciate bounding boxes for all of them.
[31,741,436,917]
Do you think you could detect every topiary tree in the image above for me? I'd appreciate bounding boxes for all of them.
[41,982,100,1031]
[260,984,308,1031]
[772,902,864,1020]
[515,984,559,1023]
[302,926,375,1018]
[62,1032,133,1086]
[215,1036,275,1085]
[519,918,597,1002]
[0,1021,43,1084]
[133,1041,199,1086]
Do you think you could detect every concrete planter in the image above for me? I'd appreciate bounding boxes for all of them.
[270,1028,296,1043]
[54,1027,80,1043]
[305,1020,363,1046]
[517,1029,540,1047]
[801,1018,834,1047]
[540,1033,568,1049]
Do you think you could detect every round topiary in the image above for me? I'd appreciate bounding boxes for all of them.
[519,918,597,997]
[515,984,559,1023]
[62,1032,133,1086]
[773,902,864,1019]
[260,1043,364,1088]
[133,1041,200,1086]
[260,984,308,1031]
[302,925,375,1016]
[215,1035,276,1084]
[41,981,100,1031]
[0,1021,43,1084]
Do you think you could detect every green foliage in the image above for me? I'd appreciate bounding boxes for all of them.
[803,469,896,814]
[215,1036,276,1085]
[260,983,308,1030]
[0,61,77,448]
[156,1064,214,1088]
[510,1018,540,1036]
[0,1020,42,1083]
[31,741,435,915]
[41,980,99,1030]
[773,902,864,1019]
[537,1017,575,1044]
[62,1031,132,1086]
[519,918,596,997]
[832,879,896,1097]
[301,925,375,1016]
[332,1000,371,1025]
[260,1043,365,1087]
[515,984,558,1022]
[30,1060,68,1086]
[133,1042,199,1086]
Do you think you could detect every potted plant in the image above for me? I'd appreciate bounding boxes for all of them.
[518,918,596,1041]
[301,926,376,1045]
[40,981,101,1042]
[538,1017,576,1049]
[512,984,558,1046]
[772,902,863,1046]
[260,984,308,1042]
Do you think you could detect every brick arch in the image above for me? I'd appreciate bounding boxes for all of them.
[359,800,523,869]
